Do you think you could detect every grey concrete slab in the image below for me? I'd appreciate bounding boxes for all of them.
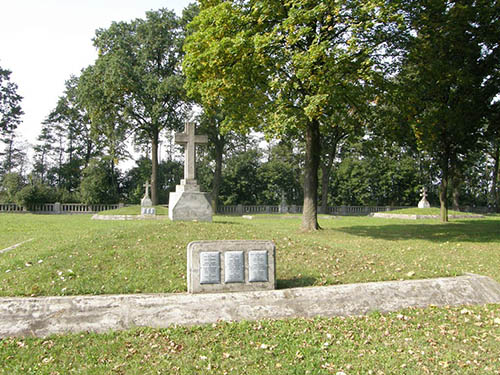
[0,274,499,337]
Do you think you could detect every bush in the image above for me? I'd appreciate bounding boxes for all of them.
[15,183,57,209]
[0,172,24,203]
[80,159,119,204]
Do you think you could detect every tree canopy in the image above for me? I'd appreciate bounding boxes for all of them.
[78,8,190,204]
[184,0,401,230]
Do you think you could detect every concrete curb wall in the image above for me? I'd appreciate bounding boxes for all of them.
[91,214,169,221]
[1,274,499,337]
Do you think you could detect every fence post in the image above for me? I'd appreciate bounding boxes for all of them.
[54,202,61,214]
[236,204,243,215]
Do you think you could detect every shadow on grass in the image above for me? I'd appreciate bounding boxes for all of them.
[277,276,317,289]
[335,218,500,243]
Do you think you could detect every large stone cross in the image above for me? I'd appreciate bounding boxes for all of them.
[174,122,208,181]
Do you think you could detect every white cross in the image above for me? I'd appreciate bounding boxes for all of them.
[143,181,151,198]
[421,187,427,199]
[174,122,208,181]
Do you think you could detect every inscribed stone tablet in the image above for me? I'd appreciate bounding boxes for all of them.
[224,251,245,283]
[200,252,221,284]
[249,250,268,282]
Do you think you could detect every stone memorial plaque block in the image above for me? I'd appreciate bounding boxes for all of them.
[225,251,245,283]
[187,240,276,293]
[248,251,268,282]
[199,252,221,284]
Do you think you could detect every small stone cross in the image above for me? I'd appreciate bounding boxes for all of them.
[143,180,151,198]
[420,187,427,199]
[174,122,208,181]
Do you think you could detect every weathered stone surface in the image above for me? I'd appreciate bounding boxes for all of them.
[187,240,276,293]
[169,122,212,222]
[91,214,168,221]
[0,274,499,337]
[168,191,212,222]
[141,207,156,215]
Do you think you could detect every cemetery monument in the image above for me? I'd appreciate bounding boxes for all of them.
[187,240,276,293]
[169,122,212,222]
[418,187,431,209]
[141,181,156,215]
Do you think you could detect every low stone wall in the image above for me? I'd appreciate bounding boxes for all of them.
[91,214,169,221]
[1,274,499,337]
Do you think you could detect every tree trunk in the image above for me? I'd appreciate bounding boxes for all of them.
[492,143,499,212]
[451,172,460,212]
[301,119,321,231]
[151,130,159,205]
[211,135,224,214]
[439,160,449,223]
[319,143,337,214]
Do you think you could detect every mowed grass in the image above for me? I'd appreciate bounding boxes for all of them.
[1,213,500,374]
[0,213,499,296]
[96,205,169,216]
[388,207,481,216]
[1,305,499,374]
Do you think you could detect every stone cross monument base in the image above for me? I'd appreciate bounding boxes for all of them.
[141,181,156,215]
[168,179,212,222]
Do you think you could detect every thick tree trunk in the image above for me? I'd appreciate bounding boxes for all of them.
[439,160,449,223]
[151,131,159,206]
[301,119,321,231]
[211,137,224,214]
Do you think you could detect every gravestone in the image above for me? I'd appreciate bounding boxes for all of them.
[141,181,156,215]
[418,187,431,209]
[169,122,212,222]
[187,240,276,293]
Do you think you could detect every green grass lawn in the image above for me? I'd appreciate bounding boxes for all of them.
[1,305,499,374]
[0,213,499,373]
[388,207,481,216]
[1,213,500,296]
[96,205,169,216]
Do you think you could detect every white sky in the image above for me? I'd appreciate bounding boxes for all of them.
[0,0,193,146]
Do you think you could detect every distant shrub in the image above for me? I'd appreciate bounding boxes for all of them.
[15,183,57,209]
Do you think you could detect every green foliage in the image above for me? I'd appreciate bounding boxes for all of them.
[395,0,500,221]
[0,66,24,176]
[79,7,191,204]
[184,0,403,230]
[122,157,183,204]
[79,159,120,204]
[219,149,264,205]
[331,144,422,206]
[0,172,24,202]
[14,183,57,209]
[0,66,23,133]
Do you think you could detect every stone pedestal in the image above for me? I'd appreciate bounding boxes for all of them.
[418,198,430,209]
[168,179,212,222]
[141,194,155,216]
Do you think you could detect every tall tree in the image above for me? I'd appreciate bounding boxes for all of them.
[79,9,190,205]
[184,0,399,230]
[398,0,500,222]
[0,66,23,176]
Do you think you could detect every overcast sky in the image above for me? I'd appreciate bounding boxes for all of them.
[1,0,193,146]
